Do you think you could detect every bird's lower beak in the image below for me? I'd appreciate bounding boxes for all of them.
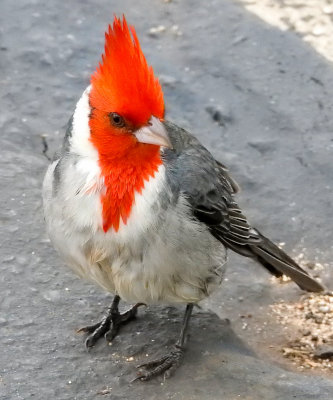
[134,116,173,149]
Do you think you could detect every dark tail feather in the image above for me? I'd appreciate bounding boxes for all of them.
[250,230,324,293]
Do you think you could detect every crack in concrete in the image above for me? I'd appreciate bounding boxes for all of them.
[41,135,51,161]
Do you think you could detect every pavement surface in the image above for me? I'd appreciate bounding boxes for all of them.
[1,0,333,399]
[239,0,333,63]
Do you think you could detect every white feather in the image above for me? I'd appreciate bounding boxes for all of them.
[69,85,98,160]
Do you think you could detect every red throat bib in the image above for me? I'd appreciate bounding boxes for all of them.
[97,142,162,233]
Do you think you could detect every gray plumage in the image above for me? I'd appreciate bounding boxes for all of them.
[162,120,323,293]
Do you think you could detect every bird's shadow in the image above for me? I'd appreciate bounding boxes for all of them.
[85,305,256,381]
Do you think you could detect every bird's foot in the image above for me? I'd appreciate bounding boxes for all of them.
[134,345,184,381]
[77,302,146,348]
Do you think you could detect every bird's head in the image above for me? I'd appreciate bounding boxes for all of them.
[89,16,172,162]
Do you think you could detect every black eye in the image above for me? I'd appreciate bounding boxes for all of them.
[109,112,125,127]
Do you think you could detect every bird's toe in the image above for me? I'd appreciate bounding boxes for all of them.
[135,345,184,381]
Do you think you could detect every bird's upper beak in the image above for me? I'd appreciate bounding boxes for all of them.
[134,116,173,149]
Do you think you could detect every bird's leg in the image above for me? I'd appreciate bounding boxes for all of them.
[135,303,193,381]
[77,295,145,348]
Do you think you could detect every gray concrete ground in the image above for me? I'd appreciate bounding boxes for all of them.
[1,0,333,399]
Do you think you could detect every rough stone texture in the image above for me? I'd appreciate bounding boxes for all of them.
[1,0,333,399]
[238,0,333,63]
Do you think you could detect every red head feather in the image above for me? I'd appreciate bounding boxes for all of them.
[88,16,165,233]
[90,16,164,126]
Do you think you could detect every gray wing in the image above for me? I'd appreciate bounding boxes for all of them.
[162,121,261,249]
[162,121,324,292]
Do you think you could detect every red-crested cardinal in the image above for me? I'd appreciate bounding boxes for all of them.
[43,16,324,381]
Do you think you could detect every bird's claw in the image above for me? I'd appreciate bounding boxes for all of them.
[77,303,146,348]
[134,345,184,381]
[77,315,111,348]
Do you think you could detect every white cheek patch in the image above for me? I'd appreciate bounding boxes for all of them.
[70,85,99,160]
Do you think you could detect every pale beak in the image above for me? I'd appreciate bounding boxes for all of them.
[134,116,173,149]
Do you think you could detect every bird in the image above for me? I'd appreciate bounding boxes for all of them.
[42,15,324,381]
